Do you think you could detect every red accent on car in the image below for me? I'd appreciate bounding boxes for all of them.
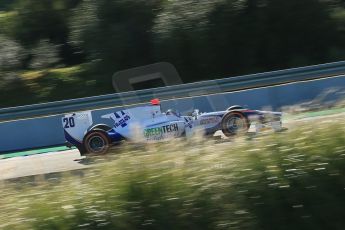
[241,110,255,113]
[151,98,160,105]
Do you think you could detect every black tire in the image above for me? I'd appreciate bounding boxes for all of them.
[83,129,111,155]
[227,105,244,111]
[88,124,112,132]
[221,112,249,137]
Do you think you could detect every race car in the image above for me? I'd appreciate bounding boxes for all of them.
[62,99,283,155]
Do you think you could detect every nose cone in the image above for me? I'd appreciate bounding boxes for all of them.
[272,112,282,117]
[271,112,282,121]
[260,111,282,116]
[259,111,282,122]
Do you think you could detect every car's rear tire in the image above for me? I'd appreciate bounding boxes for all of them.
[88,124,112,132]
[83,129,111,155]
[221,112,249,137]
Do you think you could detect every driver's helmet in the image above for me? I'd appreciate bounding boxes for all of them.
[166,109,181,117]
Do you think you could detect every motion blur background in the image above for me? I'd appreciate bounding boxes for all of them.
[1,0,345,108]
[2,2,345,230]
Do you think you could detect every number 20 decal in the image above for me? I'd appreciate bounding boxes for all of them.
[63,117,75,128]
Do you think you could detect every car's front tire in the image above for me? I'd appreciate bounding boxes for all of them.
[221,112,249,137]
[83,129,111,155]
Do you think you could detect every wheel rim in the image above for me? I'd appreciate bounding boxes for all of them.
[88,135,106,153]
[226,116,246,134]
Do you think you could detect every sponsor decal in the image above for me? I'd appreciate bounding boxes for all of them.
[114,114,131,128]
[144,123,179,138]
[184,117,193,129]
[200,117,219,125]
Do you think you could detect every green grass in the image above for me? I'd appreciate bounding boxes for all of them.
[1,118,345,230]
[0,146,73,159]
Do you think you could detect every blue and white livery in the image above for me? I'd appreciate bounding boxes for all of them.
[62,100,283,155]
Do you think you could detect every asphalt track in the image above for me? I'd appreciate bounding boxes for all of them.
[0,108,344,181]
[0,149,84,181]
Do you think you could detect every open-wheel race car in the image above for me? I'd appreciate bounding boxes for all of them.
[62,99,284,155]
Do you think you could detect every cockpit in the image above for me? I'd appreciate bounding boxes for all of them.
[166,109,181,117]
